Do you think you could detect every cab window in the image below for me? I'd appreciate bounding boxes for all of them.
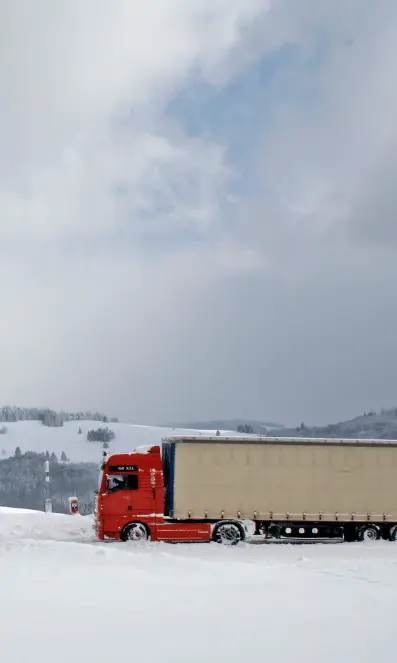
[106,474,138,493]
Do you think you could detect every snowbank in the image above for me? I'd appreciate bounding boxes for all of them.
[0,506,94,543]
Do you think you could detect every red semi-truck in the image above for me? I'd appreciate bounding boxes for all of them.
[94,435,397,544]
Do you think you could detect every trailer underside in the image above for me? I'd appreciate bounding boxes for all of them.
[97,516,397,544]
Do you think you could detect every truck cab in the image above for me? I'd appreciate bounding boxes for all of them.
[95,446,164,541]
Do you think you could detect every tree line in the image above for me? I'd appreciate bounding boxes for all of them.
[0,406,119,427]
[0,450,97,514]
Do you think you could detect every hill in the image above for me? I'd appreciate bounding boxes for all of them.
[0,418,240,513]
[0,419,239,464]
[272,408,397,439]
[162,419,284,434]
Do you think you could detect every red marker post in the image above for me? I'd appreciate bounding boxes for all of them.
[68,496,79,515]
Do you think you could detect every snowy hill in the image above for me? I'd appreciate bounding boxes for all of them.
[164,418,284,433]
[0,420,240,514]
[0,420,238,463]
[274,407,397,440]
[0,507,396,663]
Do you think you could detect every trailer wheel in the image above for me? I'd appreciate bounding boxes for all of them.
[357,525,379,542]
[389,525,397,541]
[120,522,149,542]
[212,521,245,545]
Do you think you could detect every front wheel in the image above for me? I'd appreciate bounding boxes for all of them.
[120,522,149,542]
[212,521,245,545]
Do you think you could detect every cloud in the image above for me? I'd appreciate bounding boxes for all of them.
[246,1,397,253]
[1,0,397,427]
[0,0,266,241]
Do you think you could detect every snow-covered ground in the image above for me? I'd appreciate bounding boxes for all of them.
[0,419,238,463]
[0,508,396,662]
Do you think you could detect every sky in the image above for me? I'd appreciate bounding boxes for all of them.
[1,0,397,427]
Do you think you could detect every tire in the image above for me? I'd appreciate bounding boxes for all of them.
[389,525,397,541]
[357,524,379,542]
[120,522,149,542]
[212,520,245,545]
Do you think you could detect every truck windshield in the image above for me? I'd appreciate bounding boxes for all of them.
[106,474,139,493]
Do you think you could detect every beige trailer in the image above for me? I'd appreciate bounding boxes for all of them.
[165,436,397,540]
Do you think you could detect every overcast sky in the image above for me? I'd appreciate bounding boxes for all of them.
[1,1,397,427]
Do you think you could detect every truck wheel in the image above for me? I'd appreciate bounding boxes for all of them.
[357,525,379,542]
[212,521,245,545]
[120,522,149,542]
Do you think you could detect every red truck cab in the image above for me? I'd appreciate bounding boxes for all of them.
[94,445,212,543]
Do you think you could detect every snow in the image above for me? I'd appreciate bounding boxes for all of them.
[0,420,239,463]
[0,508,396,662]
[134,444,152,454]
[0,507,92,543]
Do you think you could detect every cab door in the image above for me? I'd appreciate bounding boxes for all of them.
[129,469,156,515]
[100,473,135,519]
